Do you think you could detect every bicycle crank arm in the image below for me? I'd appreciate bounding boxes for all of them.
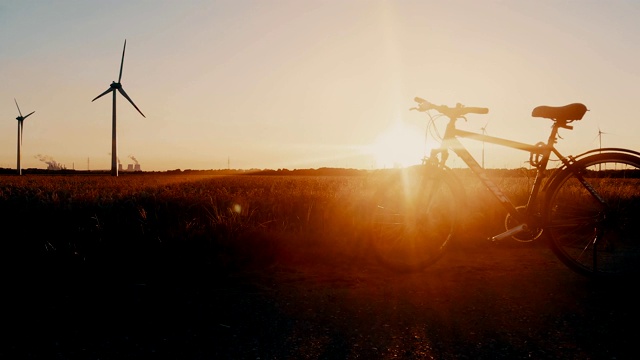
[490,224,529,242]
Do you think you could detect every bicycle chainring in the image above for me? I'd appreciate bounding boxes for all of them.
[504,206,543,242]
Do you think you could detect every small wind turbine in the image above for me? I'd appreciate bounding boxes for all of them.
[593,126,612,171]
[594,126,609,152]
[480,122,489,168]
[92,39,145,176]
[13,99,35,175]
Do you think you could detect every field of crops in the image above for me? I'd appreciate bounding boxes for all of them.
[0,170,536,282]
[0,170,612,358]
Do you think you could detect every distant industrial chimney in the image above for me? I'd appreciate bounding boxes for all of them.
[128,155,141,172]
[35,154,66,170]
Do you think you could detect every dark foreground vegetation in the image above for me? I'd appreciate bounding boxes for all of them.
[0,172,387,358]
[0,170,529,281]
[0,172,380,277]
[1,171,634,359]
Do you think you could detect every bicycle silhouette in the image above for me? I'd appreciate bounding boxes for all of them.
[370,97,640,279]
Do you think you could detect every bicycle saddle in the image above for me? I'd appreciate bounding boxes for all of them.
[531,103,588,121]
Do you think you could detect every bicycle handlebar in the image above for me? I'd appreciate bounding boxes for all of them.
[411,97,489,119]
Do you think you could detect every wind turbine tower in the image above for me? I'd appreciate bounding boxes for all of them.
[596,127,609,152]
[480,122,489,168]
[92,39,145,176]
[594,127,610,172]
[13,99,35,175]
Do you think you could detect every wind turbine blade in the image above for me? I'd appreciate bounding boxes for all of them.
[92,88,114,102]
[20,120,23,146]
[117,87,145,117]
[479,121,489,134]
[23,111,35,119]
[14,98,23,117]
[118,39,126,83]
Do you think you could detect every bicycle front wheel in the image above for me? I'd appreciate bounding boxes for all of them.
[369,166,461,272]
[545,152,640,278]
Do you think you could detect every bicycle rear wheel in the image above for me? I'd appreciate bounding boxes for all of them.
[545,152,640,278]
[369,166,461,272]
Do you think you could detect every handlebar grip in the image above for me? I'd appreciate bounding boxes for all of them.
[414,96,427,104]
[412,97,488,116]
[465,107,489,114]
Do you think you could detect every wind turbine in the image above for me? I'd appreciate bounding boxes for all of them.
[13,99,35,175]
[92,39,145,176]
[594,126,609,151]
[480,122,489,168]
[593,126,612,171]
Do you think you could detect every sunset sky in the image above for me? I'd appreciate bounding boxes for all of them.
[2,1,639,172]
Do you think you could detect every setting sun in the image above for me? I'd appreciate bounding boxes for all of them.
[369,119,427,168]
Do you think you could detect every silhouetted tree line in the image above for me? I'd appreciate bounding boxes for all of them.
[9,166,630,178]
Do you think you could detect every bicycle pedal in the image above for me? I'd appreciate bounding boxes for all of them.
[490,224,528,242]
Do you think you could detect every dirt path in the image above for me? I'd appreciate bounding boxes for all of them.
[2,240,637,359]
[251,241,636,359]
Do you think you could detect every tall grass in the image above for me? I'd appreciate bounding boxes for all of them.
[0,172,533,281]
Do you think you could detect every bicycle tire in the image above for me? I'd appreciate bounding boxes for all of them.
[369,166,461,272]
[544,152,640,278]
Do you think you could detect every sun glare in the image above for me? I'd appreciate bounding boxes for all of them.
[369,120,426,168]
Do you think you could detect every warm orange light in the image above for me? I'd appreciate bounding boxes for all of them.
[368,119,427,168]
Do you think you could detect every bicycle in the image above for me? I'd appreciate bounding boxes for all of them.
[369,97,640,278]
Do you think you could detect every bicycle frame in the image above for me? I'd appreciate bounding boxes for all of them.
[431,118,567,240]
[389,98,640,276]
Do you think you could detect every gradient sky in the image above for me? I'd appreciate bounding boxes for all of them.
[2,1,639,172]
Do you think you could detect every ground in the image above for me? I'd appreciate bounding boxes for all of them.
[2,239,637,359]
